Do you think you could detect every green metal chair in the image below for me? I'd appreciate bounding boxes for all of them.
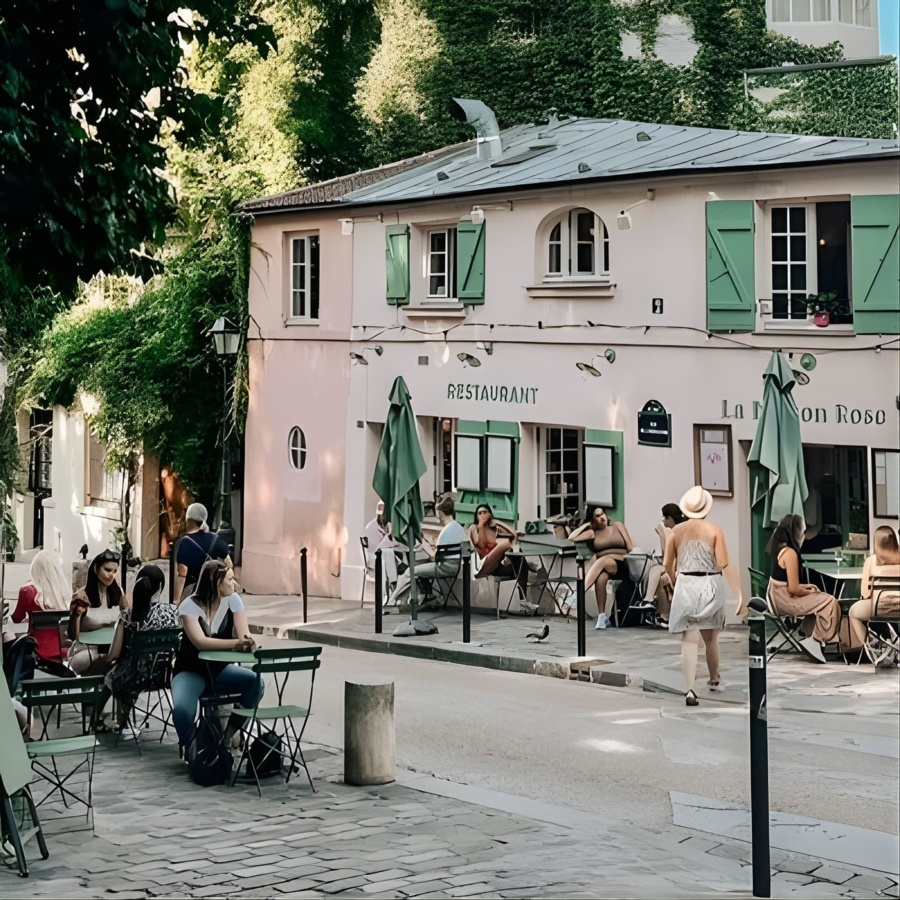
[120,628,182,746]
[861,575,900,667]
[229,646,323,795]
[747,567,806,661]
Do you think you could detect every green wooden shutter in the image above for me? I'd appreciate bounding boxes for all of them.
[706,200,755,332]
[385,224,410,305]
[851,194,900,335]
[454,420,518,524]
[456,221,485,303]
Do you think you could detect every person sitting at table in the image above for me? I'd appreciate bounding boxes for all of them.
[67,549,124,674]
[767,513,841,663]
[847,526,900,651]
[569,507,634,629]
[104,565,181,739]
[388,495,469,607]
[365,501,400,593]
[469,503,518,579]
[172,559,262,753]
[640,505,686,626]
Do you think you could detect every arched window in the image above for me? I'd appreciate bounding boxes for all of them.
[546,209,610,279]
[288,427,307,470]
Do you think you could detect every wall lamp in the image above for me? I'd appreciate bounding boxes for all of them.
[617,188,656,230]
[470,201,513,223]
[339,214,383,236]
[476,341,493,355]
[349,345,383,365]
[575,349,616,378]
[458,352,481,368]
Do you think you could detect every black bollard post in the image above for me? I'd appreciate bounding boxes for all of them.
[576,558,586,657]
[749,614,771,898]
[462,550,471,644]
[374,549,383,634]
[300,547,308,625]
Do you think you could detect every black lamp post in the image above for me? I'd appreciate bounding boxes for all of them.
[206,316,241,531]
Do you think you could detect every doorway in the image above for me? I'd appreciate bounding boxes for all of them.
[28,409,53,548]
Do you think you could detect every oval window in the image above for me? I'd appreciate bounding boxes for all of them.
[288,427,307,470]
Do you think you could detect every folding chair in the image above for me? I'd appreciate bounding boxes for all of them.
[28,610,69,666]
[747,567,807,661]
[418,543,464,608]
[229,646,323,795]
[120,628,182,747]
[3,635,37,696]
[861,575,900,667]
[18,677,101,825]
[1,683,49,877]
[617,551,656,627]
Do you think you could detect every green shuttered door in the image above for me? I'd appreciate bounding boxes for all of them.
[385,224,410,305]
[456,221,485,303]
[851,194,900,335]
[706,200,755,332]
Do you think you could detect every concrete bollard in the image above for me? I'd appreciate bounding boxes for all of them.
[344,678,396,786]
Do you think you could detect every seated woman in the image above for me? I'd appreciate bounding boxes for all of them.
[104,565,181,739]
[67,549,124,674]
[12,549,73,676]
[767,514,841,663]
[365,501,400,592]
[469,503,517,579]
[643,503,688,626]
[569,507,634,628]
[172,559,262,752]
[847,526,900,653]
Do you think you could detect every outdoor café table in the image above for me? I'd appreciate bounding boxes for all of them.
[803,562,865,600]
[509,534,581,615]
[198,650,258,666]
[78,626,116,648]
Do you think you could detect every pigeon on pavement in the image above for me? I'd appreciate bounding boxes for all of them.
[526,624,550,642]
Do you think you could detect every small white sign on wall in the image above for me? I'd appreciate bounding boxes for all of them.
[455,435,483,492]
[695,425,733,497]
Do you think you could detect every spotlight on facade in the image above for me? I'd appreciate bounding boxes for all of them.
[372,345,384,356]
[470,207,485,224]
[340,219,354,235]
[476,341,493,355]
[458,352,481,368]
[576,361,602,378]
[349,352,368,365]
[792,369,810,386]
[604,349,616,364]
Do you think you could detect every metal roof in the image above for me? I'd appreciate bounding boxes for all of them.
[243,117,899,214]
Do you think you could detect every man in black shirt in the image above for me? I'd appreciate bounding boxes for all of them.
[174,503,231,602]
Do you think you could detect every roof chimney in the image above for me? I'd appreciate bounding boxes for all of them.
[453,98,502,161]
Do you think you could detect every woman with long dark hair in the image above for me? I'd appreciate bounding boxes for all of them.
[767,513,841,663]
[68,549,124,673]
[171,559,262,752]
[104,565,180,739]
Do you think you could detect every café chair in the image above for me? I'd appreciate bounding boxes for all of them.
[747,567,806,661]
[861,575,900,667]
[229,646,323,795]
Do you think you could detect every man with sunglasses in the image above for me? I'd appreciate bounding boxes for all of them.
[174,504,231,603]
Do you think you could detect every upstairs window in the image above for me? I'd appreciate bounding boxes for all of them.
[546,209,610,279]
[290,234,319,320]
[288,427,307,469]
[427,228,457,299]
[772,0,832,21]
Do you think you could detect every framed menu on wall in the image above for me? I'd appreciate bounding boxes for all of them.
[694,425,733,497]
[454,434,484,492]
[583,444,616,509]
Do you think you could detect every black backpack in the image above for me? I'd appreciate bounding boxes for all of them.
[188,714,234,786]
[247,730,283,778]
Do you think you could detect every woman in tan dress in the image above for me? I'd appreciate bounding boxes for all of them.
[847,526,900,651]
[767,514,841,663]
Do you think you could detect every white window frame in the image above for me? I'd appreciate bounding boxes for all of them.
[539,426,584,519]
[838,0,871,25]
[288,427,307,470]
[544,209,610,283]
[772,0,832,21]
[425,227,457,300]
[288,233,319,322]
[760,200,854,334]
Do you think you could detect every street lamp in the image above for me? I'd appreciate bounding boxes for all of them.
[205,316,241,537]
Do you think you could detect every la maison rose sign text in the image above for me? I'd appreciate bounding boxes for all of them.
[721,400,887,425]
[447,383,539,404]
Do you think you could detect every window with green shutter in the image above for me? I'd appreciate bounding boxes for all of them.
[385,224,410,305]
[454,420,518,524]
[706,200,755,332]
[851,194,900,335]
[456,221,485,303]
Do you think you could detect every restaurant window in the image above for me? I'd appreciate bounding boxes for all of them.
[772,0,831,20]
[541,427,583,518]
[433,418,455,501]
[872,449,900,519]
[288,427,307,469]
[546,209,610,280]
[427,228,457,299]
[768,201,852,324]
[289,234,320,321]
[87,432,123,509]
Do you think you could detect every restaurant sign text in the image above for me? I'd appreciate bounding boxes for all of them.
[448,383,539,404]
[721,400,886,425]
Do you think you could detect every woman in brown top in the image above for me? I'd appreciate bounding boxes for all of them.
[848,526,900,651]
[569,507,633,628]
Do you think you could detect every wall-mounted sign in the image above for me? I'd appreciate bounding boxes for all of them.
[448,383,539,404]
[652,297,664,314]
[721,400,887,425]
[694,425,733,497]
[638,400,672,448]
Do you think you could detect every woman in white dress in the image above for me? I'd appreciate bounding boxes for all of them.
[664,487,735,706]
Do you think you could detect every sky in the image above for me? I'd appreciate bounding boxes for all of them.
[879,0,899,56]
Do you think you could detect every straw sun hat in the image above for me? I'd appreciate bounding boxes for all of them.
[680,485,714,519]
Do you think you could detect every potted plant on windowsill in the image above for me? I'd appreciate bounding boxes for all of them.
[801,292,848,327]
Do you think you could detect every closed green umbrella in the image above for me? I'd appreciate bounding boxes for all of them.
[748,351,809,527]
[373,376,428,630]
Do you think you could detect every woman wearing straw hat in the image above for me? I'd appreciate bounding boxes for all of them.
[663,486,735,706]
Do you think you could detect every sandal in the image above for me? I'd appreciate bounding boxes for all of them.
[685,690,699,707]
[707,680,724,692]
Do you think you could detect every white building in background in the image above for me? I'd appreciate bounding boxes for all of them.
[239,115,900,601]
[768,0,880,59]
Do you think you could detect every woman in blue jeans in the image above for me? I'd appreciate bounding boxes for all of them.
[172,559,263,750]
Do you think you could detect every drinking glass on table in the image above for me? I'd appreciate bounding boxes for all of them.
[834,548,843,568]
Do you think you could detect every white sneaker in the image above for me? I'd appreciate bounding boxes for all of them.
[595,613,609,630]
[119,725,142,741]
